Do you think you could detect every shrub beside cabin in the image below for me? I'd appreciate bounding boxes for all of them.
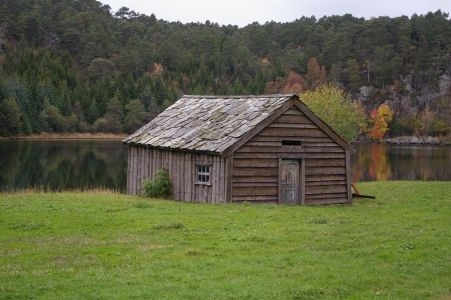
[123,94,356,205]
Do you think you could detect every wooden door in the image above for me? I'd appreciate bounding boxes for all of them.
[281,159,299,205]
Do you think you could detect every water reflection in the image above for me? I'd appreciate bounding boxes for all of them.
[0,140,127,191]
[351,143,451,182]
[1,141,450,191]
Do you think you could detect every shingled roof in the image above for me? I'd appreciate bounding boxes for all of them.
[122,94,354,155]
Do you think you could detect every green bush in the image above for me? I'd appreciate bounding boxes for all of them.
[398,116,424,135]
[429,119,450,135]
[141,166,172,198]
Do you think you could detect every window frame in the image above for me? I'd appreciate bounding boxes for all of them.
[195,164,212,185]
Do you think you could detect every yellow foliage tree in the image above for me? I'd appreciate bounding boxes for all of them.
[367,104,393,141]
[300,86,366,141]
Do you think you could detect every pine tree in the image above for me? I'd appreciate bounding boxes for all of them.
[126,72,137,99]
[88,99,99,124]
[0,98,22,136]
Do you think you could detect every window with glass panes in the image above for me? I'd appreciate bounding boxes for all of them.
[197,165,210,184]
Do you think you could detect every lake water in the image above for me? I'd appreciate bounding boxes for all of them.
[351,143,451,182]
[0,140,128,192]
[0,140,450,192]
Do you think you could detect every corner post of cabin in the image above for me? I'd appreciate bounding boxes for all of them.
[346,150,352,204]
[225,153,234,203]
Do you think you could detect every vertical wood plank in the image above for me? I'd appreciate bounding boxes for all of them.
[201,184,206,203]
[165,150,169,169]
[143,148,149,180]
[138,148,143,195]
[225,154,234,203]
[154,148,158,178]
[187,153,192,202]
[126,147,131,194]
[175,152,178,200]
[301,159,306,205]
[346,150,352,204]
[148,148,152,180]
[131,147,137,195]
[180,153,184,201]
[169,151,175,199]
[219,157,225,203]
[151,148,155,179]
[183,153,187,201]
[128,147,133,195]
[139,147,145,195]
[136,147,143,195]
[217,156,222,203]
[213,156,219,203]
[206,185,211,203]
[177,152,181,201]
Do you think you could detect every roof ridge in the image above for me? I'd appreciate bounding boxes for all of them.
[182,94,296,98]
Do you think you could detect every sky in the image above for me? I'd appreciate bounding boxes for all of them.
[104,0,451,27]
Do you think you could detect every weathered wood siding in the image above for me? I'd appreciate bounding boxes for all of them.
[232,105,349,205]
[127,146,228,203]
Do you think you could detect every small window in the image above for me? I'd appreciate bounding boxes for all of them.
[282,140,301,146]
[197,165,210,184]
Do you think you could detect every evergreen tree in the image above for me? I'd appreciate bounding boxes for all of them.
[0,98,22,136]
[88,99,99,124]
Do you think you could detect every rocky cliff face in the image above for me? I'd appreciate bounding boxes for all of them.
[355,74,451,122]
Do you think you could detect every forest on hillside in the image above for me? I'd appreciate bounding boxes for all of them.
[0,0,451,139]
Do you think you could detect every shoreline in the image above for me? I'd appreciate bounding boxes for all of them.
[0,133,128,141]
[353,135,451,146]
[2,133,450,145]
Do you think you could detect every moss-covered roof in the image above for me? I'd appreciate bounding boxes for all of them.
[122,94,295,153]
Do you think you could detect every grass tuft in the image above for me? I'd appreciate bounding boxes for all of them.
[306,218,329,224]
[11,222,45,231]
[152,221,185,230]
[133,202,153,209]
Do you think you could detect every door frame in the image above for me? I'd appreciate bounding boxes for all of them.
[278,156,306,205]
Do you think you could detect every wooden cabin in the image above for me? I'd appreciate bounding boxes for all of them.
[123,94,356,205]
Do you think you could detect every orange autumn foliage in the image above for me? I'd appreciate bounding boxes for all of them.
[282,71,305,94]
[367,104,393,141]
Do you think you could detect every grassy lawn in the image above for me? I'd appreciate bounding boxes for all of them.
[1,181,450,299]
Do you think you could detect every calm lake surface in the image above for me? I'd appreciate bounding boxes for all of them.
[0,140,450,192]
[351,143,451,182]
[0,140,128,192]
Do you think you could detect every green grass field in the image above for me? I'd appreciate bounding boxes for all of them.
[1,182,450,299]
